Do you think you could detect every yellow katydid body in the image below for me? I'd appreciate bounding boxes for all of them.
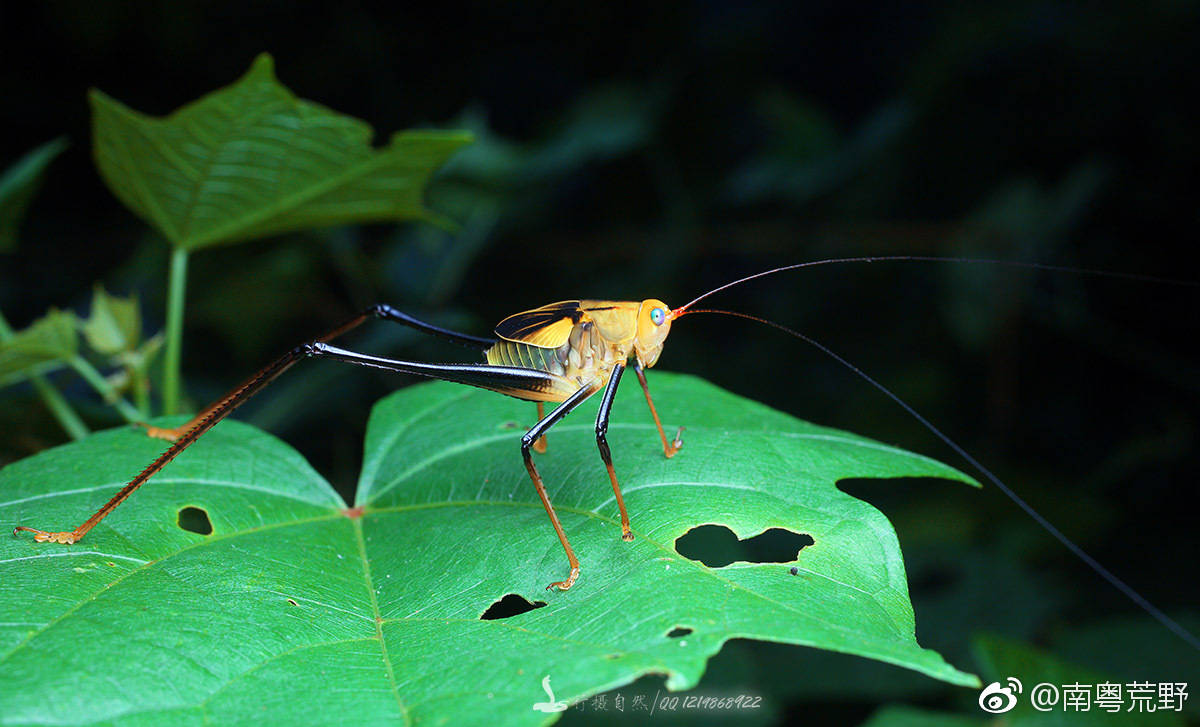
[484,299,674,401]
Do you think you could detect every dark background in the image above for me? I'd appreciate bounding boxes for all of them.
[2,1,1198,723]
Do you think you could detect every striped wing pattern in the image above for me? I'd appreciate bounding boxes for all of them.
[494,301,583,348]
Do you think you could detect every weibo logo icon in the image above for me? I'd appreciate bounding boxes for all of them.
[978,677,1023,714]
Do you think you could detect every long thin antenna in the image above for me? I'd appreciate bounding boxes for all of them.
[681,307,1200,652]
[673,256,1199,315]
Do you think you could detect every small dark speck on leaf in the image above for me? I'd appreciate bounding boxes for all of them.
[499,421,521,429]
[790,567,799,576]
[287,598,298,606]
[667,627,693,638]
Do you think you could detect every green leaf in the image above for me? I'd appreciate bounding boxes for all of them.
[90,53,472,251]
[0,138,68,252]
[0,309,77,387]
[1051,614,1200,715]
[81,286,141,355]
[0,374,977,726]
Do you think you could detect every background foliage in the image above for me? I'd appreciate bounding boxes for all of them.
[1,2,1197,724]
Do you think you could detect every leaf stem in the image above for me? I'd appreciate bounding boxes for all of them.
[130,365,150,418]
[68,356,142,423]
[30,376,91,439]
[0,310,90,440]
[163,247,188,415]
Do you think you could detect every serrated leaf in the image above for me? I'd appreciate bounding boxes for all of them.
[82,286,141,355]
[90,53,472,250]
[0,309,77,387]
[0,138,68,252]
[0,374,978,726]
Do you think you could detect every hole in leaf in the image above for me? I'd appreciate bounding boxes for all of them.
[667,626,692,638]
[674,525,812,567]
[177,507,212,535]
[480,594,547,620]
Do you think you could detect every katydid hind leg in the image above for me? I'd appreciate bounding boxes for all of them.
[14,340,319,544]
[135,304,497,443]
[13,332,556,545]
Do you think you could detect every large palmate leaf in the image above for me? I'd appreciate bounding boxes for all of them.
[0,374,977,726]
[90,54,471,250]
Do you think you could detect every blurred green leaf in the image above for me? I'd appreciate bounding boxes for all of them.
[124,334,163,374]
[973,634,1186,726]
[438,85,653,189]
[1050,615,1200,716]
[0,138,68,252]
[727,90,910,205]
[81,286,140,355]
[0,309,77,387]
[943,162,1109,349]
[90,53,472,251]
[1,374,979,725]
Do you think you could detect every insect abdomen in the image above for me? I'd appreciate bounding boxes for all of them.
[483,340,580,401]
[485,322,624,401]
[486,340,567,376]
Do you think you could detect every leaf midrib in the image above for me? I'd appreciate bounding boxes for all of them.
[179,139,400,249]
[1,496,886,670]
[352,517,410,726]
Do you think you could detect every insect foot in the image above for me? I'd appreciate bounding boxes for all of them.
[665,426,686,458]
[13,526,79,544]
[546,567,580,591]
[137,421,183,442]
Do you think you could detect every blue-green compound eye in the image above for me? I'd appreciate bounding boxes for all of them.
[650,307,666,326]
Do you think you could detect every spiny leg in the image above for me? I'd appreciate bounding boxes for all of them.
[143,304,497,442]
[634,361,683,458]
[15,340,557,545]
[16,340,320,543]
[532,402,548,453]
[594,363,634,541]
[522,383,600,591]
